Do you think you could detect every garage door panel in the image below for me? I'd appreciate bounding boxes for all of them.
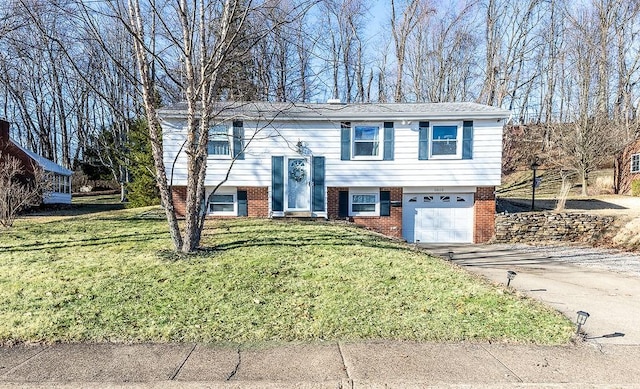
[404,193,474,243]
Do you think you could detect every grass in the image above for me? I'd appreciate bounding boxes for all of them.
[499,168,615,199]
[0,207,574,345]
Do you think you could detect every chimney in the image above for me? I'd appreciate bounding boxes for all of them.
[0,119,9,145]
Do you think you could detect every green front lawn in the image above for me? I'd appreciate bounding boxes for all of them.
[0,207,574,345]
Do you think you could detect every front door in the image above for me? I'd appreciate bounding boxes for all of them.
[286,158,310,211]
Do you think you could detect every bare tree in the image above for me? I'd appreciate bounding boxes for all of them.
[0,152,49,228]
[390,0,431,102]
[405,1,477,102]
[115,0,312,253]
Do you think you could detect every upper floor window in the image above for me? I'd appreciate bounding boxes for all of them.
[419,121,472,160]
[208,125,230,156]
[353,126,380,158]
[341,122,394,161]
[431,125,461,158]
[632,153,640,173]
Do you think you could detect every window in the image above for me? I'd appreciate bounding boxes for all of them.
[52,174,70,194]
[208,125,230,156]
[208,193,236,215]
[353,126,380,158]
[350,190,379,216]
[632,153,640,173]
[419,121,472,160]
[431,125,459,157]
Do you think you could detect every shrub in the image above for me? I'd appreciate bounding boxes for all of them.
[632,180,640,197]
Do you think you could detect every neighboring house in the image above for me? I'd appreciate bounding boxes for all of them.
[614,137,640,195]
[0,119,72,204]
[159,101,510,243]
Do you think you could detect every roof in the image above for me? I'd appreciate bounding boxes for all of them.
[12,141,72,176]
[158,101,512,122]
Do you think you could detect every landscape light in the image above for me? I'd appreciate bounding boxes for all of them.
[530,159,540,211]
[576,311,590,335]
[506,270,517,287]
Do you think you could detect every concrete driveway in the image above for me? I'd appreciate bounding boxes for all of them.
[421,243,640,345]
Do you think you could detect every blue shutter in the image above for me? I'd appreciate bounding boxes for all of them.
[237,190,248,216]
[233,120,244,160]
[312,156,325,212]
[338,191,349,217]
[272,156,284,212]
[418,121,430,160]
[383,122,394,161]
[463,120,473,160]
[340,122,351,160]
[380,190,391,216]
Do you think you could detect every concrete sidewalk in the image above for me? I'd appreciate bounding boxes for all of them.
[2,341,640,387]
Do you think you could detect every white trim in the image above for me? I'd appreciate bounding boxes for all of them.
[349,188,380,216]
[207,124,232,159]
[429,122,462,160]
[285,156,311,211]
[631,153,640,173]
[207,188,237,216]
[403,186,476,194]
[351,123,383,160]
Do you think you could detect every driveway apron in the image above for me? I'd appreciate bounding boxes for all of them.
[421,243,640,345]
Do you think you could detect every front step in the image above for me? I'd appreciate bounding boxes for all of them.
[283,211,313,217]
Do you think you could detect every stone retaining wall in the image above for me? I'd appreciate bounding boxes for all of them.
[494,212,615,243]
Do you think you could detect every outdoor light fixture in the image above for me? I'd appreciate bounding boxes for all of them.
[447,251,454,260]
[530,159,540,211]
[576,311,590,335]
[506,270,517,286]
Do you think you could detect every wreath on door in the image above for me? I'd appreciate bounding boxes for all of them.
[289,160,306,182]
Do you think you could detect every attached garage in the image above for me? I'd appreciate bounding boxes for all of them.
[402,193,474,243]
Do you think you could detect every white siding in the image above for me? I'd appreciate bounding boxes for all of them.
[162,118,503,188]
[43,192,72,205]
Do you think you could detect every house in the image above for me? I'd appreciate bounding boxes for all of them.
[0,119,72,204]
[159,101,510,243]
[614,137,640,195]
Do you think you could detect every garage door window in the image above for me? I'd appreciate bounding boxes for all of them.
[351,193,378,216]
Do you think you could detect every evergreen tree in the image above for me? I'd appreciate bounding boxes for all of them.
[125,119,160,208]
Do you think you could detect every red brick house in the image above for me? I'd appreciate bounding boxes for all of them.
[0,119,72,204]
[614,138,640,196]
[159,102,510,243]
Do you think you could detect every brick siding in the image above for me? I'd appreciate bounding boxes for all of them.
[171,186,268,218]
[0,120,37,177]
[238,186,269,217]
[171,186,187,217]
[474,186,496,243]
[327,186,403,239]
[614,138,640,195]
[172,184,494,243]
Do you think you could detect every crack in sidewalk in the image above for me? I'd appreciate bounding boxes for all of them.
[0,346,49,378]
[169,343,197,380]
[337,341,352,380]
[480,344,523,383]
[226,346,241,381]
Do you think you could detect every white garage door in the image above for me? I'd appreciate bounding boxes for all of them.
[403,194,474,243]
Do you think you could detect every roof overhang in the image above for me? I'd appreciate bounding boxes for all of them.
[157,102,512,123]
